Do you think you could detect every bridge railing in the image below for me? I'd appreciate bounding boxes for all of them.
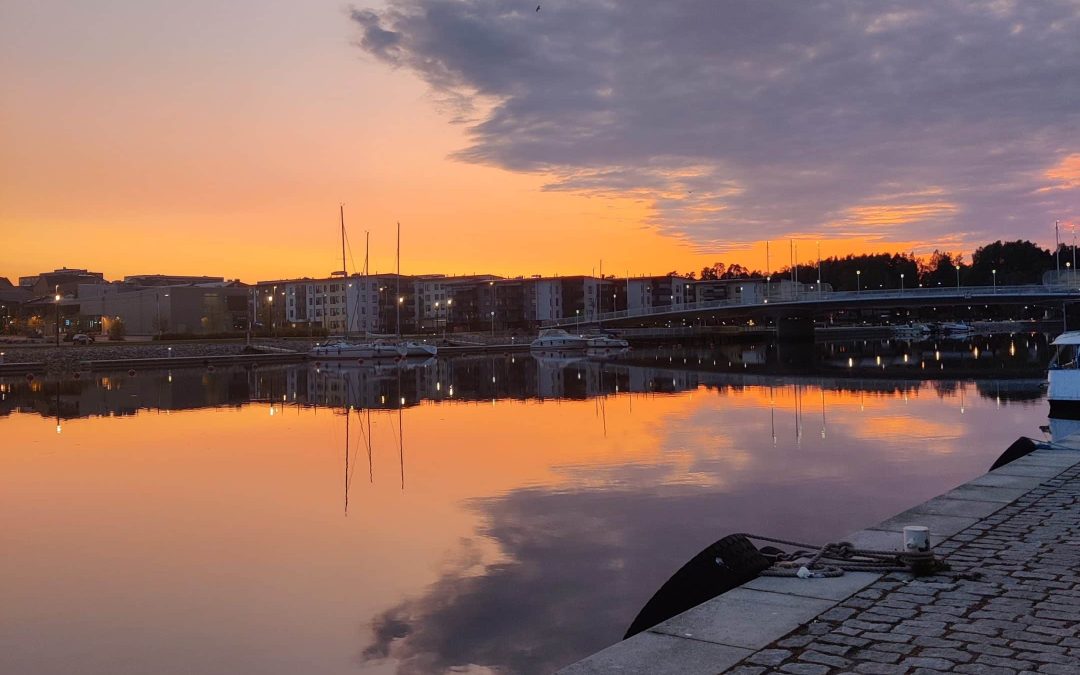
[542,284,1080,327]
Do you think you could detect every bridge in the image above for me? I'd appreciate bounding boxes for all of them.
[545,284,1080,337]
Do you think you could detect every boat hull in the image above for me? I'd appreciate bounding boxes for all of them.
[1048,368,1080,418]
[310,345,406,360]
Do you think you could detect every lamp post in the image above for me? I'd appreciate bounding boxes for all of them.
[54,286,61,346]
[445,298,452,339]
[434,301,440,336]
[992,269,997,294]
[856,270,861,294]
[267,293,274,337]
[490,310,495,337]
[900,273,905,294]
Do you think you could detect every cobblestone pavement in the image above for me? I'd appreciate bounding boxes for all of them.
[729,463,1080,675]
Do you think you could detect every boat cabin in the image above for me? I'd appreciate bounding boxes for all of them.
[1050,331,1080,370]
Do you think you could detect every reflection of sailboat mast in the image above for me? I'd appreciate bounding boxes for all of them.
[396,365,405,492]
[770,385,776,446]
[820,384,827,439]
[344,405,350,515]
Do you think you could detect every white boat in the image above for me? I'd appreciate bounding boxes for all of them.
[531,328,588,351]
[585,334,630,350]
[936,321,974,336]
[1048,331,1080,419]
[401,340,438,357]
[892,323,931,339]
[310,340,406,360]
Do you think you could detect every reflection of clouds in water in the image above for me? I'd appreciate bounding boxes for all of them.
[361,381,1047,673]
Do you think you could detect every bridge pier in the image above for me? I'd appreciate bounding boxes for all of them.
[776,316,815,342]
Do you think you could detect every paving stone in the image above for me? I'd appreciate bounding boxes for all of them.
[798,651,852,668]
[778,663,830,675]
[746,649,792,666]
[919,647,973,662]
[853,663,907,674]
[901,656,958,670]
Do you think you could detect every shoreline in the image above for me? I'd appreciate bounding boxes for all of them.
[559,439,1080,674]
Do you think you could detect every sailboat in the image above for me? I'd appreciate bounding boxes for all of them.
[310,206,407,361]
[391,221,438,358]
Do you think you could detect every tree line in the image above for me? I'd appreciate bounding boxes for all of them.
[671,239,1076,291]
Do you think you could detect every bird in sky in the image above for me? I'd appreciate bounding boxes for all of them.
[536,5,541,12]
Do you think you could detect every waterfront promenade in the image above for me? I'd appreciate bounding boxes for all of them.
[561,442,1080,674]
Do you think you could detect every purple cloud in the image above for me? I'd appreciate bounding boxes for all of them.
[351,0,1080,252]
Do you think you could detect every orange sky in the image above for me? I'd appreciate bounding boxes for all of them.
[0,2,998,284]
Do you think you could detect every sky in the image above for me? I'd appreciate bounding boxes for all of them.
[2,0,1078,283]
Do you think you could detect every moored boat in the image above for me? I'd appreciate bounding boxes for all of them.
[310,340,407,360]
[531,328,588,351]
[1048,331,1080,419]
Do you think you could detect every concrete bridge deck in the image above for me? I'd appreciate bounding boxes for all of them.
[559,437,1080,674]
[548,284,1080,329]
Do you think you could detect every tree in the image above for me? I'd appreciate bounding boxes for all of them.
[699,262,725,280]
[108,318,127,341]
[969,240,1051,285]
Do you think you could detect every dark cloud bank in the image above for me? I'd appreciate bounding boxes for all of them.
[352,0,1080,251]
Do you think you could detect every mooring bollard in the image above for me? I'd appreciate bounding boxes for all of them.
[903,525,930,552]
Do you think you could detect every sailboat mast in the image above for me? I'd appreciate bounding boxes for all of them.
[396,221,401,337]
[340,204,349,339]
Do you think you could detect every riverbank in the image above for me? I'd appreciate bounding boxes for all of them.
[560,439,1080,674]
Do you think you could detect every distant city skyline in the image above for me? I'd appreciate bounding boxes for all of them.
[2,1,1077,283]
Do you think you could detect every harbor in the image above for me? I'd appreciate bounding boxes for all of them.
[2,332,1073,674]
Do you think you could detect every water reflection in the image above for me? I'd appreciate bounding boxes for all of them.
[0,334,1053,421]
[0,336,1061,675]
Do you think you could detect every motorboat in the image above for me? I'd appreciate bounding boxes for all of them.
[400,340,438,357]
[892,323,931,339]
[530,328,588,351]
[936,321,974,336]
[585,334,630,350]
[310,340,407,360]
[1048,331,1080,419]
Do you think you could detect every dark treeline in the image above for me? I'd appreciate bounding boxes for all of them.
[677,239,1076,292]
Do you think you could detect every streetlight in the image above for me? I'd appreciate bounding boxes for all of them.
[445,298,453,339]
[267,293,274,337]
[490,310,495,336]
[434,300,440,335]
[54,286,61,346]
[900,273,905,294]
[992,269,997,294]
[856,270,861,294]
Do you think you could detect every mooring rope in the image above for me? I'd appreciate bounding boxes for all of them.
[736,533,955,578]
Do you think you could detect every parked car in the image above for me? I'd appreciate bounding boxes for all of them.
[72,334,95,345]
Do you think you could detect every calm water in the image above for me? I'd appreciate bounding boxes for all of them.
[0,336,1058,674]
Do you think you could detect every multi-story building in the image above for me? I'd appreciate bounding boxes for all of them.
[255,276,381,335]
[626,275,696,313]
[19,268,107,298]
[78,282,250,335]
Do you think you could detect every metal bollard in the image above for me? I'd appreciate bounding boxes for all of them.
[903,525,930,552]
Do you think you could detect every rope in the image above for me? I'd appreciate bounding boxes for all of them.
[737,533,957,579]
